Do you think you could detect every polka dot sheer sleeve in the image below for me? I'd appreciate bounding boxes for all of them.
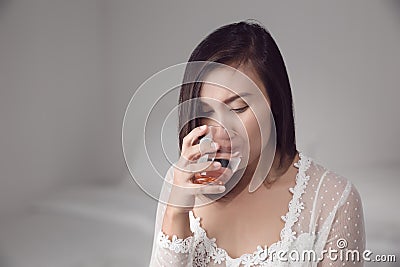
[318,182,366,266]
[149,166,195,267]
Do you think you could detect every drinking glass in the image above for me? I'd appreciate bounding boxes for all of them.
[193,125,242,185]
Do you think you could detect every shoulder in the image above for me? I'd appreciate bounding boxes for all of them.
[305,156,363,208]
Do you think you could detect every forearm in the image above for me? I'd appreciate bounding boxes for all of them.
[162,205,192,240]
[151,206,194,267]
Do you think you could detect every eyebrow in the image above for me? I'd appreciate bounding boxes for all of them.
[222,92,251,104]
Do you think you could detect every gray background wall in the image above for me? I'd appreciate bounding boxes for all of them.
[0,1,399,266]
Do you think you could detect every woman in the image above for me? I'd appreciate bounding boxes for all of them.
[149,20,365,266]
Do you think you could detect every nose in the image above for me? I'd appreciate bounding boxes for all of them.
[207,125,238,153]
[205,107,241,136]
[211,111,234,130]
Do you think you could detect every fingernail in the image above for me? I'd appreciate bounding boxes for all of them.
[218,186,226,192]
[213,162,221,168]
[200,125,207,130]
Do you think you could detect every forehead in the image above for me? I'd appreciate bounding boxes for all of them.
[199,64,269,102]
[199,83,237,100]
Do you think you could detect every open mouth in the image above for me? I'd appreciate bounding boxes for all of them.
[210,158,230,168]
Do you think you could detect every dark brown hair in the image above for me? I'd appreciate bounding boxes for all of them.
[178,20,297,179]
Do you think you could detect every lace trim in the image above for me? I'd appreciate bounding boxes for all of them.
[157,230,194,253]
[188,152,312,266]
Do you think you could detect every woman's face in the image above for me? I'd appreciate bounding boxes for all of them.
[198,63,272,168]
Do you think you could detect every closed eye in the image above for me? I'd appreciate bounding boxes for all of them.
[231,106,248,113]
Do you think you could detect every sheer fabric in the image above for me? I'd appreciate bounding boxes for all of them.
[149,152,366,266]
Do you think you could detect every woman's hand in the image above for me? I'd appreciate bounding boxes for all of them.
[167,125,227,214]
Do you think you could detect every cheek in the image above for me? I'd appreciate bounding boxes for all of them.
[240,108,272,164]
[240,111,262,160]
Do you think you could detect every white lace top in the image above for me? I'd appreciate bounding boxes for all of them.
[149,153,366,266]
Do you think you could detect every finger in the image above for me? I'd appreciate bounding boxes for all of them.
[196,184,226,195]
[172,183,226,197]
[182,125,208,148]
[183,142,220,161]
